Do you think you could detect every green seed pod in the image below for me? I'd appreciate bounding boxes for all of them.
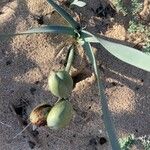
[30,104,51,126]
[47,99,73,129]
[48,70,73,98]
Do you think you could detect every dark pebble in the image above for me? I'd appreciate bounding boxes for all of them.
[47,134,49,138]
[89,138,97,145]
[22,120,28,126]
[73,134,76,138]
[33,15,44,25]
[28,141,36,149]
[30,87,36,95]
[111,82,117,86]
[34,81,40,85]
[31,130,39,137]
[135,86,140,91]
[99,137,107,145]
[14,106,23,116]
[88,106,92,109]
[81,111,87,118]
[6,60,12,65]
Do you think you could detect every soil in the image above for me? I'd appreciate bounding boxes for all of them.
[0,0,150,150]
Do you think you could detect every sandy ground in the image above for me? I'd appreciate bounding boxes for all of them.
[0,0,150,150]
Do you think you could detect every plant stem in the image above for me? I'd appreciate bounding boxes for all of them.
[65,45,75,72]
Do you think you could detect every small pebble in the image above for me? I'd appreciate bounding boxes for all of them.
[6,60,12,65]
[30,87,36,95]
[89,138,97,145]
[99,137,107,145]
[28,141,36,149]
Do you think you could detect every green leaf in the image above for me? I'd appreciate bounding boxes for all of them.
[47,0,80,30]
[0,25,76,39]
[119,134,135,150]
[70,0,86,7]
[82,42,121,150]
[81,30,150,72]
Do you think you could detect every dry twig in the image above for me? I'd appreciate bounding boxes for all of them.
[9,103,41,148]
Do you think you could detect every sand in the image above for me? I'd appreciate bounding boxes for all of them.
[0,0,149,150]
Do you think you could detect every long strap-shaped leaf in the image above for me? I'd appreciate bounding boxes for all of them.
[81,30,150,72]
[0,25,76,39]
[47,0,80,30]
[82,42,121,150]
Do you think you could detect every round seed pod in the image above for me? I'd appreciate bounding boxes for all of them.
[47,99,73,129]
[30,104,51,126]
[48,70,73,98]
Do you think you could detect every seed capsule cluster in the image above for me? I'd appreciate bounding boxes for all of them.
[30,70,74,129]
